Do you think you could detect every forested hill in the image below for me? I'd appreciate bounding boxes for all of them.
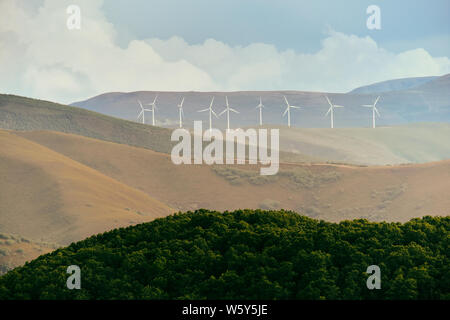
[0,210,448,300]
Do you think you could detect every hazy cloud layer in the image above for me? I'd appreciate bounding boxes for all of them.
[1,0,449,104]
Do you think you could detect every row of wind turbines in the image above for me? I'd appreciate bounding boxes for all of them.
[137,95,382,129]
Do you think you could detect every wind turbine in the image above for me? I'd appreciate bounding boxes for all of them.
[324,96,344,129]
[219,96,239,131]
[198,96,218,131]
[256,97,264,126]
[177,97,185,128]
[361,96,381,128]
[282,96,301,128]
[137,100,151,124]
[146,95,158,126]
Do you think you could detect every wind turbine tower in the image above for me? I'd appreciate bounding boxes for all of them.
[219,96,239,131]
[361,96,381,128]
[282,96,301,128]
[198,96,218,131]
[325,96,344,129]
[178,97,185,128]
[256,97,264,126]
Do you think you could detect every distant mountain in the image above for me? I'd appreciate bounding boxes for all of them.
[348,76,437,94]
[71,74,450,128]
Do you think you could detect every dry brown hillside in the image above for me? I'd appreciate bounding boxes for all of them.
[0,130,172,247]
[15,130,450,223]
[2,128,449,272]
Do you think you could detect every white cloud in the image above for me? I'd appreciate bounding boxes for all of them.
[1,0,449,104]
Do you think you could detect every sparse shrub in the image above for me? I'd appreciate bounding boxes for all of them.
[4,240,15,246]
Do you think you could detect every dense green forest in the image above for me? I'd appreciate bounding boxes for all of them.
[0,210,448,300]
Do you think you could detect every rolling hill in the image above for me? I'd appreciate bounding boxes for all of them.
[0,94,174,153]
[71,74,450,128]
[0,130,172,246]
[274,123,450,165]
[3,93,450,165]
[14,129,450,224]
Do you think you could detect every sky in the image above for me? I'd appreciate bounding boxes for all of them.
[1,0,449,104]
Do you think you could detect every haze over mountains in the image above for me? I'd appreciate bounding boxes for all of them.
[72,74,450,129]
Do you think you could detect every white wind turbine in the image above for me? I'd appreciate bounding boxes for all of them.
[282,96,301,128]
[324,96,344,129]
[177,97,185,128]
[146,95,158,126]
[219,96,239,131]
[137,100,151,124]
[361,96,381,128]
[256,97,264,126]
[198,96,218,131]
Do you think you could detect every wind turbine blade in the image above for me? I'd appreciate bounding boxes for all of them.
[219,109,227,116]
[153,95,158,104]
[259,97,262,105]
[374,96,380,106]
[325,107,331,117]
[137,110,143,119]
[334,105,345,108]
[283,96,289,106]
[290,106,301,109]
[325,96,333,107]
[361,105,373,107]
[229,108,239,113]
[282,107,289,117]
[138,100,144,110]
[210,96,215,107]
[375,107,381,117]
[212,110,219,118]
[198,108,209,112]
[180,97,185,106]
[225,96,229,107]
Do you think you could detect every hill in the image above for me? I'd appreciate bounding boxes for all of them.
[0,94,174,153]
[0,130,172,247]
[274,123,450,165]
[71,74,450,128]
[3,93,449,165]
[14,130,450,223]
[348,76,437,94]
[0,93,313,164]
[0,210,448,300]
[0,233,57,276]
